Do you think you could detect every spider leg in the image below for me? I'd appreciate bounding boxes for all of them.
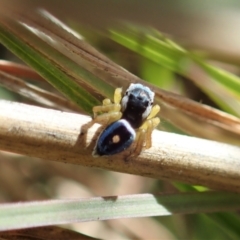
[144,117,160,149]
[147,104,160,120]
[92,87,123,125]
[130,111,160,156]
[132,128,146,156]
[92,104,121,118]
[92,111,122,126]
[142,104,160,149]
[102,98,112,106]
[114,87,122,104]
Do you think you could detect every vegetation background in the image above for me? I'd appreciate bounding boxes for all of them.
[0,1,240,239]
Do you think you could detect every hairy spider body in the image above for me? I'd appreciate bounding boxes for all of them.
[92,83,160,157]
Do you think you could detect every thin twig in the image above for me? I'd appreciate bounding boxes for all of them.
[0,100,240,192]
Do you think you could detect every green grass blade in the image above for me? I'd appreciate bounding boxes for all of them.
[0,192,240,231]
[174,183,240,239]
[110,27,240,115]
[195,59,240,98]
[0,21,100,114]
[205,213,240,239]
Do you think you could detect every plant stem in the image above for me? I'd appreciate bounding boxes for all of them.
[0,100,240,192]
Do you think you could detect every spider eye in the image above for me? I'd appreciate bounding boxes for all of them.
[144,101,149,107]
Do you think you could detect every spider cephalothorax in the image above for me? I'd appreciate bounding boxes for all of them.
[92,83,160,157]
[121,83,155,128]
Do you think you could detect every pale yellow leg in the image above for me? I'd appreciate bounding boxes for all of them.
[92,111,122,126]
[92,104,121,118]
[92,87,123,125]
[132,129,146,156]
[136,103,160,150]
[144,117,160,149]
[102,98,111,106]
[147,104,160,120]
[114,88,122,104]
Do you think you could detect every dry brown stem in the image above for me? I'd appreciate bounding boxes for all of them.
[1,100,240,192]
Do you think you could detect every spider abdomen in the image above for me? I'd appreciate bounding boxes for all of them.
[93,119,136,156]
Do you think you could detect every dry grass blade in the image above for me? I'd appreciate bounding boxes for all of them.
[0,70,80,112]
[187,64,240,116]
[14,10,115,99]
[10,9,240,145]
[159,103,240,146]
[0,16,100,113]
[0,60,44,81]
[0,100,240,192]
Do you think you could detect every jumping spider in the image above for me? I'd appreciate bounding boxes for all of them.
[92,83,160,157]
